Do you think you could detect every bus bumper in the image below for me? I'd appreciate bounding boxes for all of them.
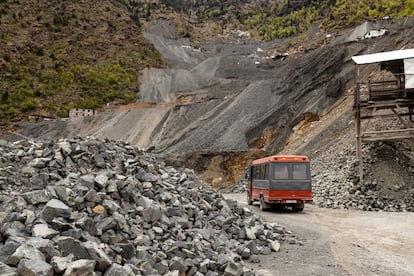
[268,199,313,204]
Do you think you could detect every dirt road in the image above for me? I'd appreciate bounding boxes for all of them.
[224,193,414,276]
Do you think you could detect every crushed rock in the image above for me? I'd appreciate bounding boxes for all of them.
[0,137,298,275]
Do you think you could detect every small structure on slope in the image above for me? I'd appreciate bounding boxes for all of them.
[347,21,387,42]
[69,108,98,118]
[352,48,414,181]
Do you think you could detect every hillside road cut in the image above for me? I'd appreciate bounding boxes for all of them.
[224,193,414,276]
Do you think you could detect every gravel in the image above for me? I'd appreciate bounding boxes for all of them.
[312,140,414,212]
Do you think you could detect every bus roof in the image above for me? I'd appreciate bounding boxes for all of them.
[252,155,309,165]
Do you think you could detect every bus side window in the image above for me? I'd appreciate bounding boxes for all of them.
[259,165,263,180]
[254,166,258,180]
[261,164,265,179]
[265,163,269,180]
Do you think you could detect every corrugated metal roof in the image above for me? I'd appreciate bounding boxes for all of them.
[352,48,414,64]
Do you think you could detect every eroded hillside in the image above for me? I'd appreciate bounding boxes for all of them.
[12,17,414,188]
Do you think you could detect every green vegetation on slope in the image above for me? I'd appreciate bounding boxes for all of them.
[1,63,137,118]
[324,0,413,28]
[240,1,330,40]
[240,0,414,40]
[120,0,414,40]
[0,0,163,120]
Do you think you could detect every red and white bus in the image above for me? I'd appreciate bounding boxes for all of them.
[246,155,312,211]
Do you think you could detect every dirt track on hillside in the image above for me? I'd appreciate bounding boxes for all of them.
[224,193,414,276]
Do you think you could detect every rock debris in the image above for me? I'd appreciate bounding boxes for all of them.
[0,137,297,275]
[312,142,414,212]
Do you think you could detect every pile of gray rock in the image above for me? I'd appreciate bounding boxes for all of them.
[222,179,247,194]
[0,137,294,275]
[312,141,414,212]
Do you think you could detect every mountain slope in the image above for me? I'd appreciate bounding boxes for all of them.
[0,0,163,119]
[1,0,412,122]
[13,17,414,187]
[121,0,414,41]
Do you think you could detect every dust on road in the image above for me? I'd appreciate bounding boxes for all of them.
[224,193,414,276]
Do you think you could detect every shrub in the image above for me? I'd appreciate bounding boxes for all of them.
[32,46,45,56]
[1,91,9,101]
[177,26,191,38]
[122,92,137,103]
[103,90,118,102]
[3,54,11,62]
[1,106,19,118]
[20,98,37,112]
[53,14,69,26]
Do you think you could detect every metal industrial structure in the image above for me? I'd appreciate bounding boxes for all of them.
[352,49,414,181]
